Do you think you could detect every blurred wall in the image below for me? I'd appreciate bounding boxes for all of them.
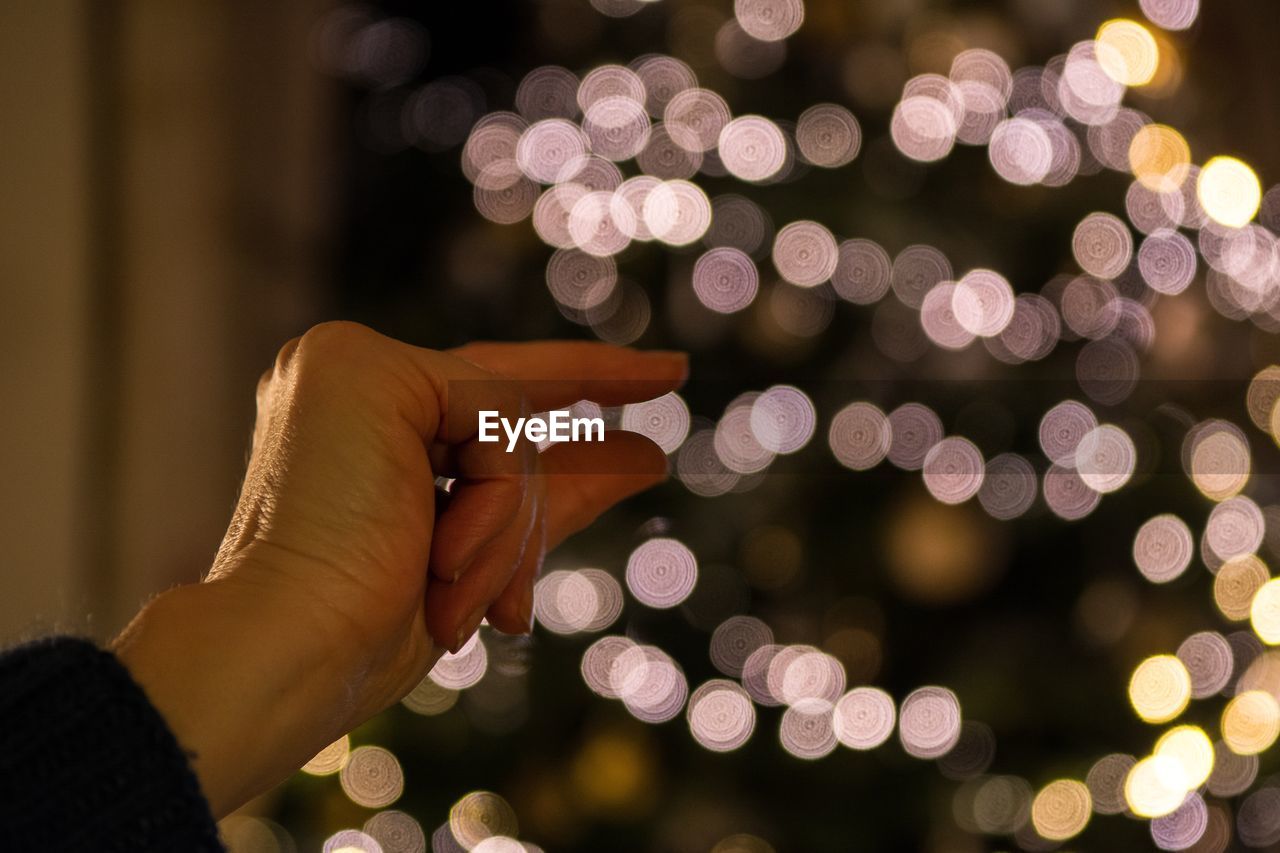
[0,1,92,640]
[0,0,336,642]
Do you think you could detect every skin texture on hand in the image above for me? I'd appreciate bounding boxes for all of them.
[112,322,687,818]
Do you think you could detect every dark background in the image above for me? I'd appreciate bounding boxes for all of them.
[242,0,1280,850]
[5,0,1280,850]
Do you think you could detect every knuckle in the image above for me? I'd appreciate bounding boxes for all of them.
[298,320,372,357]
[289,322,379,389]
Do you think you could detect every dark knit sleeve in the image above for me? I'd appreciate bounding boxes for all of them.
[0,636,223,852]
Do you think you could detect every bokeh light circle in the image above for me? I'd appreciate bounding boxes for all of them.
[1039,400,1098,466]
[1198,156,1262,229]
[1139,0,1199,31]
[952,269,1015,337]
[890,96,957,163]
[1074,424,1137,493]
[921,437,985,505]
[688,679,757,752]
[693,247,759,314]
[340,746,404,809]
[1072,212,1134,279]
[831,238,891,305]
[1133,514,1194,583]
[664,88,732,154]
[898,686,962,759]
[828,402,891,471]
[449,791,519,851]
[832,687,896,750]
[750,385,817,454]
[978,453,1038,520]
[1128,655,1191,723]
[768,219,839,285]
[719,116,788,183]
[795,104,861,168]
[733,0,804,42]
[988,117,1053,185]
[1138,229,1197,294]
[887,403,944,470]
[626,537,698,608]
[710,615,774,678]
[779,698,838,759]
[1031,779,1092,842]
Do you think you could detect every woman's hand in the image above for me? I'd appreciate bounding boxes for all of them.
[112,322,687,817]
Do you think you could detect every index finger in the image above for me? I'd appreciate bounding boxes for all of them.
[449,341,688,411]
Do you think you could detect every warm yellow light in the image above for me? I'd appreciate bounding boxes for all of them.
[1221,690,1280,755]
[1096,20,1160,86]
[449,791,519,849]
[1129,655,1192,723]
[1129,125,1191,192]
[1190,429,1250,502]
[1198,156,1263,228]
[570,730,656,816]
[301,734,350,776]
[1124,754,1190,818]
[1144,32,1184,97]
[1252,578,1280,644]
[1030,779,1092,841]
[1247,365,1280,433]
[1153,725,1215,789]
[1215,555,1270,622]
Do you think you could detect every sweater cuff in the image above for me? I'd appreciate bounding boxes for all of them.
[0,636,223,851]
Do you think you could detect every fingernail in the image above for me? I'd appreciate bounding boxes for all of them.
[520,587,535,634]
[454,605,487,652]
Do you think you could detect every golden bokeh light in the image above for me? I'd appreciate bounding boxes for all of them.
[301,734,350,776]
[1129,124,1191,192]
[339,745,404,809]
[1266,379,1280,447]
[1030,779,1092,841]
[1238,650,1280,696]
[1189,426,1251,502]
[1096,20,1160,86]
[1215,555,1271,622]
[1128,655,1191,723]
[1124,754,1190,818]
[1221,691,1280,755]
[1153,725,1215,789]
[449,791,519,850]
[1248,365,1280,431]
[1251,578,1280,644]
[570,729,657,817]
[884,494,1005,605]
[1198,156,1262,228]
[1144,31,1184,96]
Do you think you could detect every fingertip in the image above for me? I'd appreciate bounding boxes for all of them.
[422,590,456,650]
[643,349,690,385]
[485,599,531,635]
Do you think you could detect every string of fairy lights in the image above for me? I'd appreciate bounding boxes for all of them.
[288,0,1280,849]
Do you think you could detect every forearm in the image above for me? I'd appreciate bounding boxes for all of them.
[112,576,356,817]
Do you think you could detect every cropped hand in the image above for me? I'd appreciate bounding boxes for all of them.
[113,322,686,816]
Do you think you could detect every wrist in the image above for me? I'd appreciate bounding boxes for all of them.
[112,577,350,817]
